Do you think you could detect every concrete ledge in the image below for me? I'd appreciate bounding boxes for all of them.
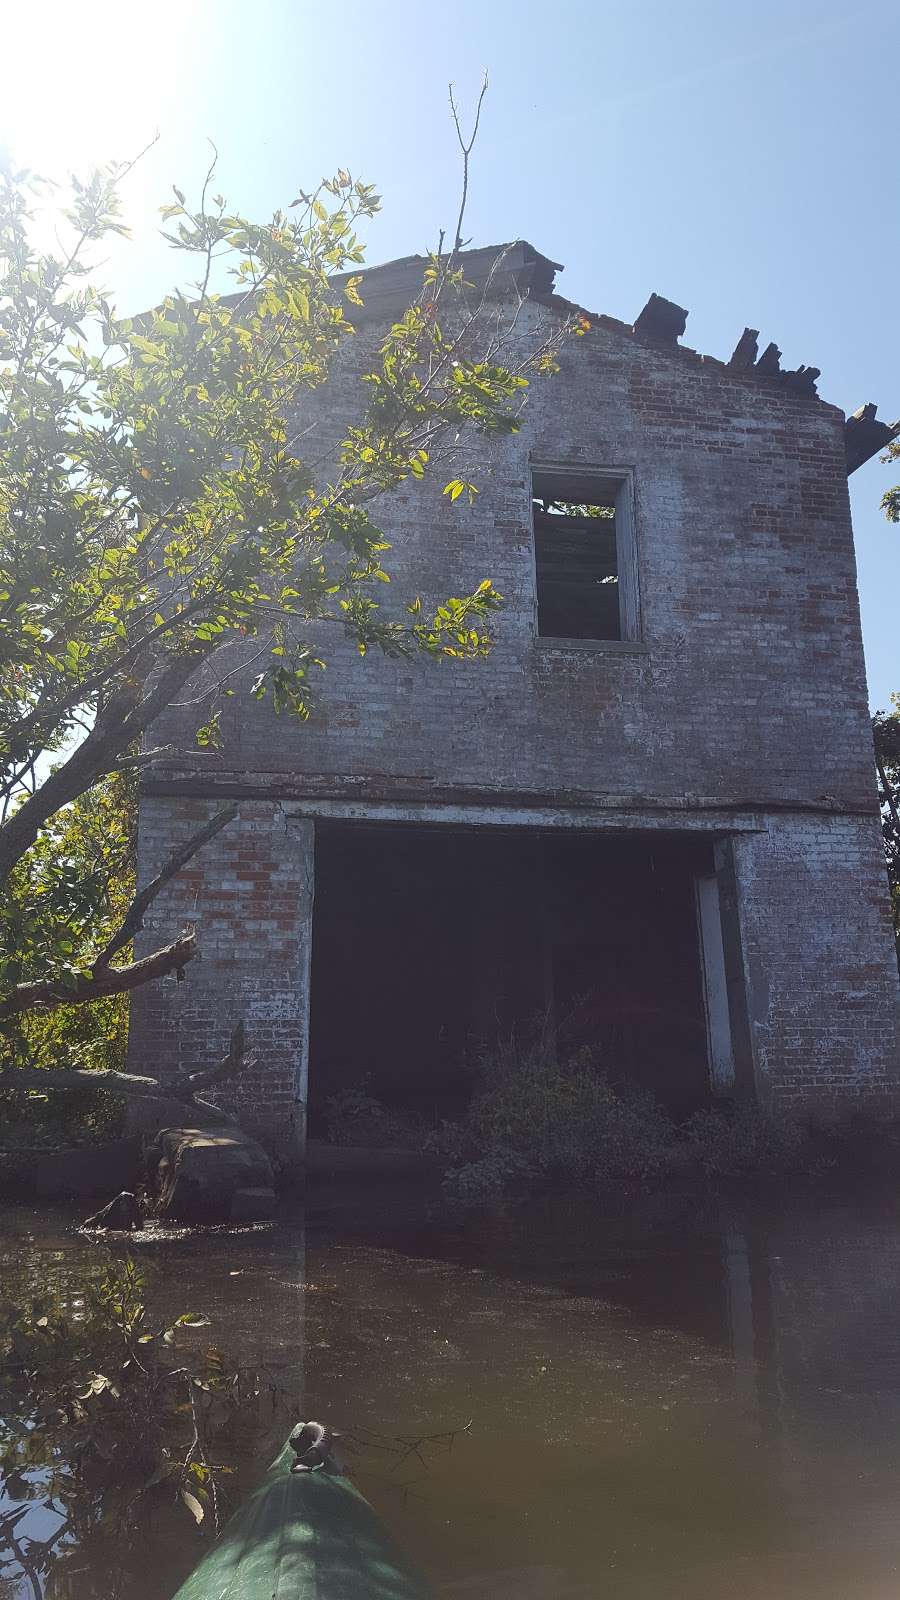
[535,636,650,655]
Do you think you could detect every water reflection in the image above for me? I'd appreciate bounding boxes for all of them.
[2,1183,900,1597]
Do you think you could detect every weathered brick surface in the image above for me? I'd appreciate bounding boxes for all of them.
[150,307,875,808]
[129,800,313,1156]
[131,295,900,1131]
[733,817,900,1116]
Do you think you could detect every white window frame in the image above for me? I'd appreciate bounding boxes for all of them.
[694,871,736,1094]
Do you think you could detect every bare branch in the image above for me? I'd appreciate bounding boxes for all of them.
[186,1019,255,1094]
[0,1066,234,1125]
[448,73,488,253]
[0,1018,250,1125]
[1,1064,178,1098]
[94,803,237,969]
[0,931,196,1021]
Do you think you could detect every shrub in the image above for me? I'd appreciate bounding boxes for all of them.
[321,1033,828,1195]
[424,1117,475,1165]
[443,1149,535,1202]
[442,1036,678,1197]
[0,1082,124,1152]
[323,1083,427,1150]
[682,1104,810,1177]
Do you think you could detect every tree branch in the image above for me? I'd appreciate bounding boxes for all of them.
[0,1064,180,1098]
[448,75,488,253]
[94,803,237,969]
[186,1019,254,1094]
[877,751,900,840]
[0,932,196,1022]
[0,1070,233,1125]
[0,1018,250,1125]
[0,679,143,887]
[0,648,204,890]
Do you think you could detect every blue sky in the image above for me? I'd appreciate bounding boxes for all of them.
[3,0,897,707]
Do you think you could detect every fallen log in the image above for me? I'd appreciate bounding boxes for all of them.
[0,1021,252,1129]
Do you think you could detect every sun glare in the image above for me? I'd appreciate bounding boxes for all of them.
[0,1,210,306]
[0,0,197,179]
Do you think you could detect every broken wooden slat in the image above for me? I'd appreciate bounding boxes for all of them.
[844,402,900,474]
[633,293,688,345]
[783,365,821,395]
[755,342,782,376]
[729,329,819,394]
[728,328,759,369]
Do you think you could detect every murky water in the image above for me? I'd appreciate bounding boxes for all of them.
[3,1180,900,1598]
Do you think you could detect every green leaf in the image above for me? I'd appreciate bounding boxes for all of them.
[195,713,221,749]
[181,1490,205,1524]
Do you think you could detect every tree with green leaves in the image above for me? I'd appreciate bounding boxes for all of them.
[874,432,900,969]
[0,116,570,1055]
[0,1256,277,1592]
[873,699,900,968]
[881,430,900,525]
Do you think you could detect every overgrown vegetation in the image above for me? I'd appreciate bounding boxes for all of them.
[680,1105,809,1177]
[873,699,900,968]
[324,1020,822,1199]
[0,100,571,1078]
[0,773,134,1150]
[436,1036,678,1199]
[440,1067,818,1197]
[324,1083,427,1151]
[874,427,900,967]
[0,1257,288,1598]
[0,1083,123,1157]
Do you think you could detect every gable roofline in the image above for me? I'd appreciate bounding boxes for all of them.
[229,238,897,474]
[330,238,562,314]
[337,240,844,411]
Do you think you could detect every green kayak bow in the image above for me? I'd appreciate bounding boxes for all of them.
[171,1439,431,1600]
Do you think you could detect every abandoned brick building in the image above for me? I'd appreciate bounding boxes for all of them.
[128,242,900,1157]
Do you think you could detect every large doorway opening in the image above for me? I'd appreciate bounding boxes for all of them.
[307,823,722,1135]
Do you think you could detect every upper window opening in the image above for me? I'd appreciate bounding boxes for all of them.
[533,470,622,641]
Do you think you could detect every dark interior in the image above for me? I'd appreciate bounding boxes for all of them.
[307,823,714,1134]
[533,470,621,640]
